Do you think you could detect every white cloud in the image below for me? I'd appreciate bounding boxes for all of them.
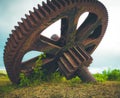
[0,0,43,31]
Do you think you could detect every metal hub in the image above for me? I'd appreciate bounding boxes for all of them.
[4,0,108,84]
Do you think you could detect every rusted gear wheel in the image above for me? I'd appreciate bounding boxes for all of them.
[4,0,108,84]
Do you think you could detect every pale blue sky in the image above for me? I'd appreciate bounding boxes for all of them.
[0,0,120,73]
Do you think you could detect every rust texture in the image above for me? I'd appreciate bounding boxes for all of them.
[4,0,108,84]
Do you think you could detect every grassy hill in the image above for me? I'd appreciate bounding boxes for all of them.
[0,70,120,98]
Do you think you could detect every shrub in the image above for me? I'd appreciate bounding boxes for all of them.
[93,69,120,82]
[93,73,108,82]
[104,69,120,81]
[19,53,47,86]
[19,73,31,86]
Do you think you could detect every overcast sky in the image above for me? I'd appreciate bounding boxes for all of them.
[0,0,120,73]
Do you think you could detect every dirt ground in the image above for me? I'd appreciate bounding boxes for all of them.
[1,81,120,98]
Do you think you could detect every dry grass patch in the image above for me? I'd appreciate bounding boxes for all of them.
[0,82,120,98]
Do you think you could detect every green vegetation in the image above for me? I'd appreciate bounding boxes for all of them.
[0,72,16,95]
[94,69,120,82]
[19,53,47,86]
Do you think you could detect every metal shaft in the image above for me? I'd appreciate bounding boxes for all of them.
[77,66,96,82]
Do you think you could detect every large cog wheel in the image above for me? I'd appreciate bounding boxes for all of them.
[4,0,108,84]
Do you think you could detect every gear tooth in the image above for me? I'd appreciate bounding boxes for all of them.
[29,10,37,23]
[33,7,44,19]
[17,22,21,25]
[5,41,9,51]
[11,34,17,46]
[25,14,29,20]
[15,23,24,38]
[38,4,48,17]
[11,30,19,43]
[8,34,17,48]
[52,0,61,9]
[6,39,11,50]
[10,34,17,47]
[4,45,7,54]
[7,35,11,42]
[18,22,27,34]
[47,0,57,11]
[47,0,50,3]
[64,0,70,5]
[4,30,17,55]
[14,26,18,30]
[25,13,36,27]
[5,44,10,54]
[12,30,15,33]
[18,22,22,27]
[25,14,32,28]
[21,18,30,30]
[57,0,67,6]
[9,34,12,38]
[29,10,40,23]
[33,7,42,22]
[42,2,51,14]
[33,7,38,12]
[33,7,36,10]
[71,0,76,3]
[42,1,46,6]
[29,10,33,15]
[6,36,15,52]
[38,4,41,8]
[21,18,25,22]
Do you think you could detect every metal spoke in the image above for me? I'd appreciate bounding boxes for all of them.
[31,40,53,52]
[30,35,62,55]
[82,38,98,46]
[76,13,101,42]
[61,8,80,43]
[40,35,62,49]
[21,54,55,74]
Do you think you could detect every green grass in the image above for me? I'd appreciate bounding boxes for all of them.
[0,70,6,74]
[0,69,120,98]
[0,70,9,86]
[0,70,16,94]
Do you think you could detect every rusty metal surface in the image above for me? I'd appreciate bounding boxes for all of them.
[4,0,108,84]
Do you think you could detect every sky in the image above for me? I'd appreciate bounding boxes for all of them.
[0,0,120,73]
